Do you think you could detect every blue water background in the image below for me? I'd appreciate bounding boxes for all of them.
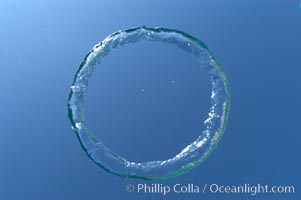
[0,0,300,199]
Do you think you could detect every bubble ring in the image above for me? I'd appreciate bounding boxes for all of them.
[68,26,230,181]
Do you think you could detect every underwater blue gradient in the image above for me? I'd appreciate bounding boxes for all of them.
[0,0,300,199]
